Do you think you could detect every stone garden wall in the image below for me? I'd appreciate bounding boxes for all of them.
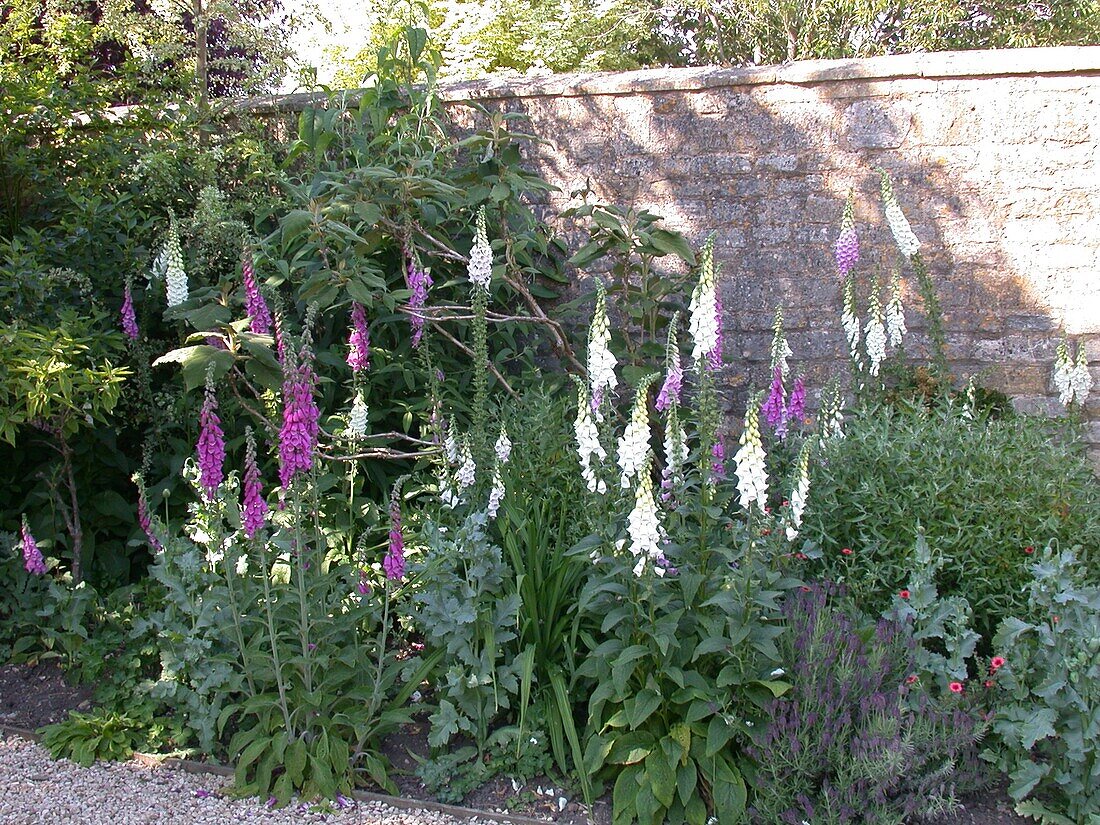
[249,47,1100,460]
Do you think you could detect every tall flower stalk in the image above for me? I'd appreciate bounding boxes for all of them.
[689,234,720,369]
[242,244,271,335]
[865,277,887,379]
[120,277,139,340]
[886,270,906,348]
[346,302,371,373]
[196,366,225,501]
[835,190,860,278]
[587,279,617,419]
[20,516,46,576]
[617,376,658,490]
[880,168,946,370]
[406,256,432,347]
[384,479,406,581]
[162,209,187,308]
[842,272,863,372]
[573,376,607,494]
[241,427,268,540]
[734,397,768,514]
[785,439,814,541]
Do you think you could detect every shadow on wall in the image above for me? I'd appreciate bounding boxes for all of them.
[441,47,1100,460]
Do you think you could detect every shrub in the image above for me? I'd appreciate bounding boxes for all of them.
[986,545,1100,823]
[801,401,1100,640]
[748,584,986,824]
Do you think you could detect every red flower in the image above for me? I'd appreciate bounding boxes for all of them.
[899,589,910,599]
[990,656,1005,671]
[906,674,918,684]
[1024,545,1035,555]
[949,681,964,693]
[761,528,772,536]
[841,547,853,556]
[800,586,812,592]
[984,680,994,688]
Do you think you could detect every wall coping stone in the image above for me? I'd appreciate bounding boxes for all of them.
[234,46,1100,114]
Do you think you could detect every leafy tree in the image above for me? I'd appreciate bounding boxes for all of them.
[323,0,1100,81]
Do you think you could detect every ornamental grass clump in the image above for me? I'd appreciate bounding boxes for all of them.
[748,584,985,825]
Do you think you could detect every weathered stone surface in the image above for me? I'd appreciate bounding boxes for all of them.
[242,47,1100,464]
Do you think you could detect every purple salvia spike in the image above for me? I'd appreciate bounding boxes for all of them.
[242,246,272,335]
[121,280,139,340]
[20,516,46,575]
[241,428,268,539]
[196,368,225,501]
[346,302,370,372]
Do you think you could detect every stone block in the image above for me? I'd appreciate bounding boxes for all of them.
[844,98,915,148]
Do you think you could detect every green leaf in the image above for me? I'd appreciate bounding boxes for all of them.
[705,715,736,758]
[711,763,747,825]
[152,345,235,391]
[630,689,662,729]
[646,749,676,808]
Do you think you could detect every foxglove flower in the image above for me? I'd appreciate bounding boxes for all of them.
[689,235,720,368]
[495,425,512,464]
[444,422,459,464]
[162,210,188,307]
[383,486,406,581]
[241,428,268,539]
[279,340,320,489]
[406,258,433,347]
[346,302,370,373]
[1072,343,1094,404]
[587,279,617,418]
[880,169,921,258]
[886,270,906,347]
[711,439,726,479]
[20,516,46,576]
[242,246,271,335]
[734,400,768,513]
[135,477,162,552]
[467,207,493,292]
[707,291,724,371]
[456,438,476,490]
[787,376,806,425]
[626,456,662,577]
[820,380,845,440]
[761,366,788,437]
[769,305,793,379]
[273,307,288,365]
[835,191,859,277]
[617,378,655,489]
[1053,338,1075,406]
[573,378,607,494]
[346,391,369,440]
[961,376,977,421]
[196,368,225,501]
[487,466,505,518]
[661,403,688,493]
[841,273,862,368]
[785,440,814,541]
[865,282,887,378]
[120,278,139,340]
[655,314,683,412]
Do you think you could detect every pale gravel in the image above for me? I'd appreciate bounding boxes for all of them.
[0,735,487,825]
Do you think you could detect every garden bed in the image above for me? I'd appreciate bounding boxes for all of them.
[0,662,1028,825]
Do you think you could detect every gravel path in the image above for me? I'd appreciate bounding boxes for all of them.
[0,735,491,825]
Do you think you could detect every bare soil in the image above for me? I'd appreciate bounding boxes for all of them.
[0,660,94,730]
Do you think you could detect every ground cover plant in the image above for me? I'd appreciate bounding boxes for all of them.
[2,25,1099,825]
